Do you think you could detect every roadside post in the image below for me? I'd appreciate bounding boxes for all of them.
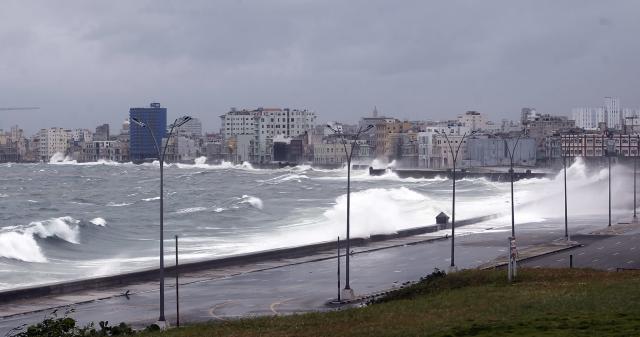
[175,235,180,327]
[508,237,517,282]
[337,236,341,302]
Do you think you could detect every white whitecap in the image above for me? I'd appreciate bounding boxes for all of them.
[90,218,107,226]
[240,195,263,210]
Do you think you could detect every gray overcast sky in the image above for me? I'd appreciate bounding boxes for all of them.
[1,0,639,134]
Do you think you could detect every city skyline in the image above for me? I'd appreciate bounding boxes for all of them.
[2,1,640,133]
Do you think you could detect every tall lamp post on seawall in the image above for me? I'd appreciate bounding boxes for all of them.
[635,134,639,221]
[559,131,576,242]
[604,132,616,227]
[501,130,526,239]
[325,123,374,300]
[130,115,192,325]
[434,129,477,270]
[624,116,639,221]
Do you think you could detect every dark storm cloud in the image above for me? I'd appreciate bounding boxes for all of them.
[1,0,639,134]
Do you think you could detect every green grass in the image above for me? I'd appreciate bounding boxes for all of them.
[141,268,640,337]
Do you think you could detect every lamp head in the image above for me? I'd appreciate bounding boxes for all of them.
[130,117,146,127]
[174,116,193,128]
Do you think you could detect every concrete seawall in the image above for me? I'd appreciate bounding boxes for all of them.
[369,168,552,182]
[0,214,498,303]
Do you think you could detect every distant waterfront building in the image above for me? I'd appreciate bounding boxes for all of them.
[176,117,202,137]
[604,96,621,129]
[81,140,129,162]
[525,114,575,160]
[129,102,167,163]
[457,111,486,131]
[572,107,599,130]
[521,108,538,125]
[38,127,71,161]
[467,135,536,167]
[220,107,316,163]
[71,129,93,143]
[94,124,110,141]
[559,132,639,158]
[313,136,369,165]
[571,97,638,131]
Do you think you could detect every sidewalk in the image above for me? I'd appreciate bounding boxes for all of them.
[478,239,581,269]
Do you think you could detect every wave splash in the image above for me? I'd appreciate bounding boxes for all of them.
[0,216,81,262]
[239,195,263,210]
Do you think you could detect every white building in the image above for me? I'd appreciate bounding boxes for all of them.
[572,107,598,130]
[457,111,487,131]
[71,129,93,143]
[417,125,472,168]
[220,109,256,139]
[176,117,202,137]
[38,128,71,160]
[221,107,316,163]
[574,97,625,130]
[313,138,368,165]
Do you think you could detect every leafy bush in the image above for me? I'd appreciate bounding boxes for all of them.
[8,309,138,337]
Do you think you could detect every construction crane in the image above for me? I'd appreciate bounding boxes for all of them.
[0,107,40,111]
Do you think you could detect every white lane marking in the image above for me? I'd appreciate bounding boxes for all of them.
[631,247,636,251]
[613,252,620,256]
[616,241,622,245]
[627,260,634,264]
[556,258,565,262]
[592,259,599,263]
[578,252,585,256]
[209,301,234,321]
[597,247,604,250]
[270,298,295,315]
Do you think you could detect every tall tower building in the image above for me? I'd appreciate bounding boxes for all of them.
[129,102,167,163]
[604,97,621,129]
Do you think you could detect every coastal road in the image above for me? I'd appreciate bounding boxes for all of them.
[0,220,632,334]
[0,233,507,333]
[520,232,640,270]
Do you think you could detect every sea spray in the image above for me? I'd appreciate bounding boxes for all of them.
[240,195,264,210]
[90,218,107,226]
[0,216,81,262]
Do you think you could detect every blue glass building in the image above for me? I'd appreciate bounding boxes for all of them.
[129,102,167,163]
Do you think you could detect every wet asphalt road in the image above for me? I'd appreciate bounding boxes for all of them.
[521,232,640,270]
[1,220,637,334]
[0,233,506,332]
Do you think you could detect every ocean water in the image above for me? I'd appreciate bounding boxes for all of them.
[0,157,633,290]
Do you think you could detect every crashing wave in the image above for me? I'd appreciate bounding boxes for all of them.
[90,218,107,226]
[239,195,263,210]
[0,216,81,262]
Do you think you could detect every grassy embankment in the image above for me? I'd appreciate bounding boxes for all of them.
[141,268,640,337]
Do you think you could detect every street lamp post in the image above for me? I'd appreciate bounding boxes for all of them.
[326,124,374,300]
[503,131,525,238]
[635,135,638,221]
[130,115,192,325]
[434,129,476,269]
[605,133,616,227]
[560,132,571,241]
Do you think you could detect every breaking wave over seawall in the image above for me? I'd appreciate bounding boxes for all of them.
[0,158,632,290]
[0,216,81,262]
